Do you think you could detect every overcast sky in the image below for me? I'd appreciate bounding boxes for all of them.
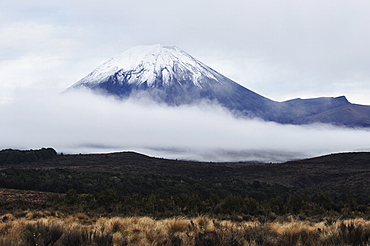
[2,0,370,104]
[1,1,370,161]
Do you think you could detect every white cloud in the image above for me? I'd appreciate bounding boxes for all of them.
[0,22,53,47]
[1,90,369,162]
[0,56,62,88]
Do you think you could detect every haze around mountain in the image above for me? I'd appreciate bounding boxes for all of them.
[1,87,370,162]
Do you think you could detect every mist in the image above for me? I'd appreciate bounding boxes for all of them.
[1,89,370,163]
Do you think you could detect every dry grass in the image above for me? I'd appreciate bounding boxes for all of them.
[0,211,369,245]
[0,188,54,203]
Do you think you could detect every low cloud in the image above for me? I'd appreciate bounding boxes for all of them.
[1,89,370,163]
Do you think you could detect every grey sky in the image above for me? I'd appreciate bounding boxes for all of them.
[1,0,370,104]
[1,1,370,161]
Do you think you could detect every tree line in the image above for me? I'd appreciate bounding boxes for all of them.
[0,148,57,166]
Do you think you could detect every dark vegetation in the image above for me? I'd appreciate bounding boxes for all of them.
[3,149,370,195]
[0,148,369,220]
[0,148,56,166]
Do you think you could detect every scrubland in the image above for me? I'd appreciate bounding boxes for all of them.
[1,150,370,245]
[0,211,369,245]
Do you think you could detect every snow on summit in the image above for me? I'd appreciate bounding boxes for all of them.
[65,44,370,128]
[67,43,274,115]
[75,44,219,88]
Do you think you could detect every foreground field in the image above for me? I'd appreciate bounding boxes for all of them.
[0,212,369,246]
[1,149,370,245]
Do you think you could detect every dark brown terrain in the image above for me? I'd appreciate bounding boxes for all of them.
[0,188,54,203]
[2,151,370,195]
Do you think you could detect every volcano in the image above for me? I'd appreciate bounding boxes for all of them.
[67,44,370,127]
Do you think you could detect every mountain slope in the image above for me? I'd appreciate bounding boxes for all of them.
[67,44,370,127]
[69,44,277,118]
[299,104,370,127]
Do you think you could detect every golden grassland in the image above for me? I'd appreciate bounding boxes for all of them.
[0,211,369,245]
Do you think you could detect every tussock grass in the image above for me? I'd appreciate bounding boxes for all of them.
[0,211,369,245]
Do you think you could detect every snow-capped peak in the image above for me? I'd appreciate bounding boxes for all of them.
[76,44,221,88]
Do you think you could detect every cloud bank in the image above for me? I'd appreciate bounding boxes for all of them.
[1,89,369,163]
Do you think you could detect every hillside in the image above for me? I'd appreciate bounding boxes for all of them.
[1,150,369,196]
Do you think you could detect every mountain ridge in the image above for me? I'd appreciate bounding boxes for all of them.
[67,44,370,127]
